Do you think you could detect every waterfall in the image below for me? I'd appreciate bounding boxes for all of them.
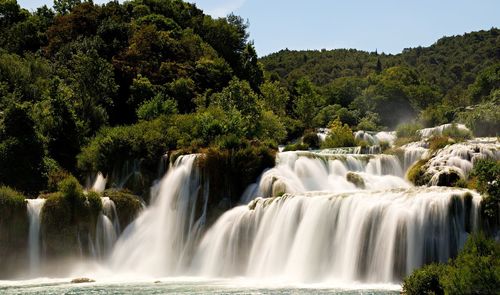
[192,187,480,283]
[240,151,408,203]
[95,197,120,259]
[26,199,46,276]
[109,154,208,276]
[91,172,107,193]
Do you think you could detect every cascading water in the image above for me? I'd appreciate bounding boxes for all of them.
[91,172,107,193]
[98,149,486,284]
[240,151,408,203]
[26,198,46,276]
[109,154,209,276]
[192,187,480,283]
[95,197,120,259]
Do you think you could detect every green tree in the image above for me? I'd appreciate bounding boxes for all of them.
[0,103,46,194]
[259,81,289,117]
[53,0,81,15]
[294,78,323,128]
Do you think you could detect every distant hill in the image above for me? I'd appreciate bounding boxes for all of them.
[261,28,500,93]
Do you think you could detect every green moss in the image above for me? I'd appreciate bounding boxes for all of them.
[406,159,431,186]
[40,177,102,258]
[104,190,143,229]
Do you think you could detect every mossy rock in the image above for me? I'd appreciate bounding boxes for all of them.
[41,177,102,258]
[196,146,276,226]
[103,190,143,230]
[0,186,29,278]
[406,159,431,186]
[346,172,366,189]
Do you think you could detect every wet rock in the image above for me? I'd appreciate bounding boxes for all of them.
[71,278,95,284]
[346,172,366,189]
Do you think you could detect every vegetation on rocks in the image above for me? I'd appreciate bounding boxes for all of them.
[103,189,143,230]
[403,233,500,295]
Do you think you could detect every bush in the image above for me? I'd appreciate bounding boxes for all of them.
[0,186,26,209]
[403,233,500,295]
[441,232,500,295]
[396,122,422,139]
[302,131,320,149]
[406,159,430,186]
[471,159,500,225]
[429,136,453,151]
[442,123,472,141]
[402,263,445,295]
[457,102,500,137]
[321,119,355,148]
[283,143,309,151]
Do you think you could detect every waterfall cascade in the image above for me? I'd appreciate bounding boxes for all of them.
[110,154,209,276]
[91,172,107,193]
[95,197,120,259]
[193,187,480,283]
[26,199,46,276]
[104,148,486,284]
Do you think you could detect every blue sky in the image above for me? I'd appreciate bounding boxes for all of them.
[18,0,500,57]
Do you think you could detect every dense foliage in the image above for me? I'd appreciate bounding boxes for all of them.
[261,29,500,131]
[403,233,500,295]
[0,0,498,198]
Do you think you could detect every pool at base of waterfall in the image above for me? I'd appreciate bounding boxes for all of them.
[0,278,401,294]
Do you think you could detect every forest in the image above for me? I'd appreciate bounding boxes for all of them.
[0,0,498,197]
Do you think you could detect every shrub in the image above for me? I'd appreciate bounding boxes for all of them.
[403,233,500,295]
[283,143,309,151]
[321,119,355,148]
[457,101,500,137]
[441,232,500,295]
[0,186,26,209]
[429,136,453,151]
[302,131,320,149]
[406,159,430,186]
[442,123,472,141]
[402,263,445,295]
[471,159,500,225]
[396,122,422,139]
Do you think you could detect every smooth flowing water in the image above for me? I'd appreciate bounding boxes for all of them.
[10,140,495,292]
[26,199,46,276]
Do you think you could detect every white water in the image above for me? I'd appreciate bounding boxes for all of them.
[422,141,500,185]
[193,187,480,283]
[26,199,46,276]
[101,149,485,284]
[91,172,107,193]
[354,131,396,146]
[419,123,470,138]
[110,155,209,276]
[95,198,120,259]
[241,152,408,203]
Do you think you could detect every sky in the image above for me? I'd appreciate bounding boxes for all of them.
[18,0,500,57]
